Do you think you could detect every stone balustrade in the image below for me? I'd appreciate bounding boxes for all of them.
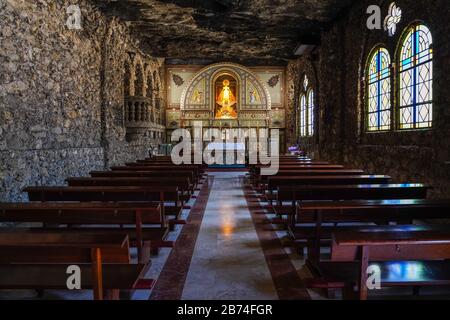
[124,96,166,141]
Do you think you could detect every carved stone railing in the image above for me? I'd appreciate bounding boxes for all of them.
[125,96,151,124]
[124,96,152,141]
[124,96,166,141]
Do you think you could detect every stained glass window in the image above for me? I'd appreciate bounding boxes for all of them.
[307,89,315,136]
[300,94,307,137]
[299,75,315,137]
[399,24,433,129]
[366,47,391,131]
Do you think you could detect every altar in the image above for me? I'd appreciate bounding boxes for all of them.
[205,142,246,168]
[166,62,287,153]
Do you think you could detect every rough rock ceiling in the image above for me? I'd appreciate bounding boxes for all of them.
[93,0,358,65]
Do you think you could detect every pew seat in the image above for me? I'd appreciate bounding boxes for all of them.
[0,264,151,294]
[0,231,153,300]
[0,202,171,259]
[23,186,184,228]
[307,260,450,291]
[306,225,450,299]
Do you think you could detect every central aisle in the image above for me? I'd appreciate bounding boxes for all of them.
[181,172,278,299]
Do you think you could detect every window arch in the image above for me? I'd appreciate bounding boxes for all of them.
[299,75,314,137]
[366,46,391,131]
[398,23,433,129]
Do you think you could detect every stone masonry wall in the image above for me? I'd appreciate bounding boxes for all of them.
[287,0,450,198]
[286,56,320,158]
[0,0,164,201]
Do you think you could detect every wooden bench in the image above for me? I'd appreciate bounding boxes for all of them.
[265,175,392,198]
[254,169,366,189]
[293,199,450,260]
[274,184,431,217]
[137,159,207,168]
[24,186,184,230]
[67,176,194,200]
[262,169,365,178]
[0,231,152,300]
[90,170,198,187]
[250,165,346,179]
[128,162,205,172]
[251,161,332,172]
[0,202,172,259]
[112,165,203,183]
[307,225,450,299]
[257,161,330,165]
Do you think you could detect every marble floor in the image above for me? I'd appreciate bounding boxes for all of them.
[149,171,311,300]
[181,173,278,300]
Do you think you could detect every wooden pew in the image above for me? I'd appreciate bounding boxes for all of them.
[67,176,194,200]
[0,231,152,300]
[137,159,207,166]
[144,156,211,166]
[111,165,203,183]
[264,176,392,204]
[273,165,344,169]
[24,186,184,231]
[277,184,430,204]
[274,184,431,217]
[249,161,335,180]
[127,162,206,173]
[251,162,331,172]
[263,169,365,177]
[250,165,345,179]
[0,202,172,260]
[307,225,450,299]
[90,170,198,187]
[256,161,329,165]
[256,169,365,189]
[293,199,450,260]
[266,175,391,194]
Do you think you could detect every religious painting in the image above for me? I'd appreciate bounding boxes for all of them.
[214,74,238,119]
[189,78,206,105]
[246,81,261,104]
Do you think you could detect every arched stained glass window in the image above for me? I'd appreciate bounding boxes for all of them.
[307,89,315,136]
[298,75,314,137]
[366,47,391,131]
[299,94,307,137]
[399,24,433,129]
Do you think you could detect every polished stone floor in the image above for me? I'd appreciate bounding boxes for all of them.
[182,173,278,299]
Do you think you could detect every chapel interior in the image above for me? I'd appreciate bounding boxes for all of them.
[1,0,450,301]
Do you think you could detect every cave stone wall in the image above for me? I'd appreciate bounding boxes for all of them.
[0,0,164,201]
[287,0,450,197]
